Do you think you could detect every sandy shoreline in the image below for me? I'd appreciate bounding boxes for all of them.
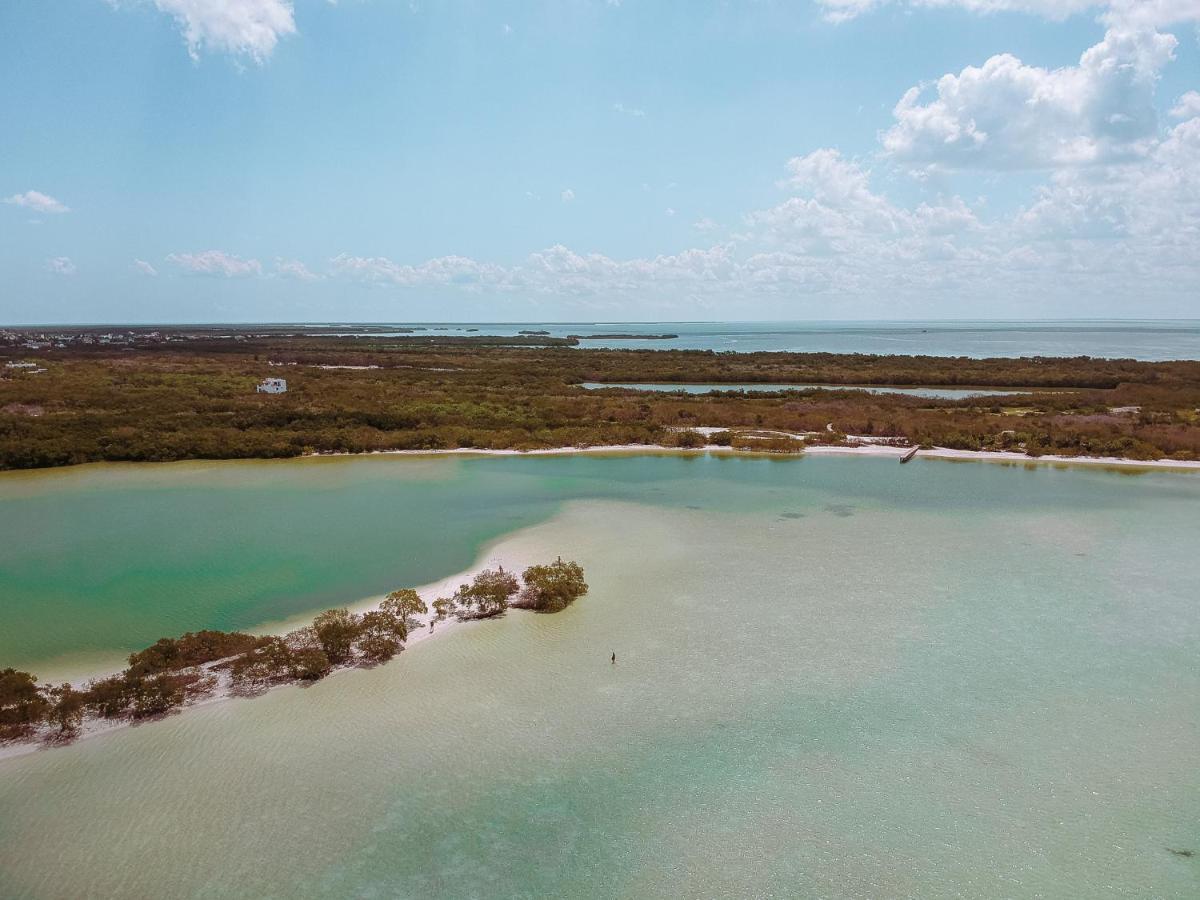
[309,440,1200,471]
[0,544,540,764]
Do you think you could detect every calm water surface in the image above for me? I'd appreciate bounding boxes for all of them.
[328,320,1200,359]
[579,382,1039,399]
[1,455,1197,898]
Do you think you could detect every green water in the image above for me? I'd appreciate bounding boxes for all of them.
[1,455,1198,898]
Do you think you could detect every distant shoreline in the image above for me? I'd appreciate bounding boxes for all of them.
[306,442,1200,471]
[2,442,1197,488]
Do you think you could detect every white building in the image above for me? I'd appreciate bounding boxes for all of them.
[256,377,288,394]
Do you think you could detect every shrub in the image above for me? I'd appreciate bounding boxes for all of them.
[669,429,706,448]
[0,668,48,741]
[454,567,519,619]
[127,630,260,676]
[311,609,362,665]
[357,610,406,662]
[516,559,588,613]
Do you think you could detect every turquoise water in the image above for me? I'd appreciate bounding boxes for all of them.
[331,320,1200,359]
[580,381,1038,399]
[1,455,1198,897]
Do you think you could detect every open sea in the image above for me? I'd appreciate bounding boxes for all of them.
[1,453,1198,898]
[325,320,1200,360]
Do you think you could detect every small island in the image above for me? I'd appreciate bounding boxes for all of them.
[0,559,588,750]
[569,333,679,340]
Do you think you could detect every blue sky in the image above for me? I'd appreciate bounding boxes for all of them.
[2,0,1199,323]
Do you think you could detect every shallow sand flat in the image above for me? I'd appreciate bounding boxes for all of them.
[1,460,1198,898]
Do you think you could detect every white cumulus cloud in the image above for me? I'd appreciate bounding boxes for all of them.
[561,188,576,202]
[143,0,297,63]
[321,128,1197,311]
[330,254,505,288]
[817,1,1200,27]
[167,249,263,277]
[882,27,1176,171]
[5,190,70,214]
[274,258,319,280]
[132,258,159,276]
[1171,91,1200,120]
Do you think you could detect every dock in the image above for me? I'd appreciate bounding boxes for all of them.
[899,446,919,464]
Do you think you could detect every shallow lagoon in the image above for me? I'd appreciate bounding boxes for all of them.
[579,381,1039,399]
[1,454,1198,898]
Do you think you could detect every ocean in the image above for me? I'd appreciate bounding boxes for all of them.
[323,320,1200,360]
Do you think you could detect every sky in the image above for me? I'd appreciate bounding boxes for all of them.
[2,0,1199,324]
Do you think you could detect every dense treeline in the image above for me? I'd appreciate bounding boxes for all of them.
[2,334,1199,469]
[0,559,587,748]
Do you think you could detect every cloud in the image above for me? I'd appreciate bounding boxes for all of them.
[1171,91,1200,120]
[1102,0,1200,29]
[5,190,70,214]
[613,102,646,118]
[325,153,986,300]
[749,150,980,259]
[166,249,263,277]
[882,27,1176,171]
[816,1,1200,26]
[47,257,77,276]
[330,253,505,287]
[132,258,159,276]
[819,1,1096,23]
[321,130,1193,309]
[110,9,1194,313]
[142,0,297,63]
[1018,115,1200,242]
[274,258,319,280]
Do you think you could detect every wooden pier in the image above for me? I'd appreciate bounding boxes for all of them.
[899,446,919,464]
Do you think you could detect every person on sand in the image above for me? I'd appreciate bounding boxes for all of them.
[611,651,616,664]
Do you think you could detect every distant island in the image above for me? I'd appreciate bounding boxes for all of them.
[0,559,587,751]
[570,333,679,340]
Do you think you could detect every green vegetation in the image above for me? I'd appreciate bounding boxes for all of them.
[0,668,49,741]
[731,434,807,453]
[126,630,261,677]
[446,567,521,619]
[2,331,1199,468]
[0,558,587,749]
[515,559,589,613]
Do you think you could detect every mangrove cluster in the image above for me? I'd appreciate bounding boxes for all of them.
[0,559,587,748]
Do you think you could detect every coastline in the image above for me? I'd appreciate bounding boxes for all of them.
[0,540,545,764]
[306,441,1200,471]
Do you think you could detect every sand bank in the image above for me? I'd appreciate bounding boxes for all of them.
[310,440,1200,471]
[0,542,545,763]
